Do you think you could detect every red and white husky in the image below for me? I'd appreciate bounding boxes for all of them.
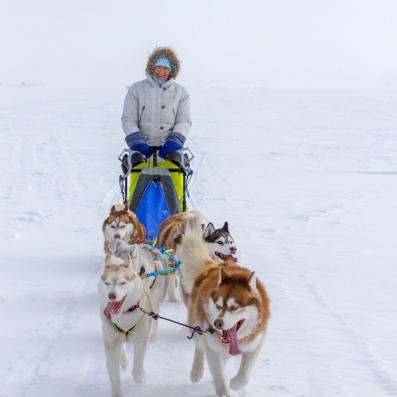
[177,217,270,397]
[102,204,146,255]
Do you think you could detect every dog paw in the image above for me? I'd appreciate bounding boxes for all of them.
[214,383,232,397]
[230,374,248,391]
[132,369,145,383]
[216,389,232,397]
[190,366,203,383]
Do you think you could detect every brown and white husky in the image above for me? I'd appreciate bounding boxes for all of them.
[102,204,146,255]
[177,217,270,397]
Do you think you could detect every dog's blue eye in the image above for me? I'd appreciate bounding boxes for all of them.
[120,225,126,229]
[110,225,116,229]
[105,282,111,286]
[217,241,224,245]
[119,282,126,286]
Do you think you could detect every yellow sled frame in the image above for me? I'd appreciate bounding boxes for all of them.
[128,160,186,211]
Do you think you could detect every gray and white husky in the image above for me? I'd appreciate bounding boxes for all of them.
[109,240,168,336]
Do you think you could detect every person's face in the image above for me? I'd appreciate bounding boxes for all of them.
[153,66,171,81]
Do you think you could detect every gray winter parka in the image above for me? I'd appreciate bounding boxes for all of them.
[121,76,192,146]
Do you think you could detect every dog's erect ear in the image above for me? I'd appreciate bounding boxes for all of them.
[116,253,131,268]
[110,205,116,213]
[105,254,125,268]
[222,222,229,233]
[123,203,128,212]
[248,271,257,294]
[203,223,215,239]
[104,254,112,266]
[129,244,139,261]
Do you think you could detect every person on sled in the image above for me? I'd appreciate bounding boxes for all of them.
[121,47,192,165]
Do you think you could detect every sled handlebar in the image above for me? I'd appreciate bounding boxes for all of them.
[119,146,193,176]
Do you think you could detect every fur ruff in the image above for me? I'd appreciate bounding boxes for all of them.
[146,47,181,79]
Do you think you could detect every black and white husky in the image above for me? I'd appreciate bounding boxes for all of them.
[204,222,238,264]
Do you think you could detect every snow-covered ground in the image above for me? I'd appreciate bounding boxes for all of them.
[0,86,396,396]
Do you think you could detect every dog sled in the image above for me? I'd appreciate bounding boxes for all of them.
[118,147,194,242]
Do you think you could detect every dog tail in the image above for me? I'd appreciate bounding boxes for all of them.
[177,211,212,295]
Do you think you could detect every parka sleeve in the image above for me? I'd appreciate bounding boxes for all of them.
[173,88,192,137]
[121,87,140,135]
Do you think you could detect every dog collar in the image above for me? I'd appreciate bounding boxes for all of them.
[125,301,140,312]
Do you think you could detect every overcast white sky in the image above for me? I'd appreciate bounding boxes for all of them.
[1,0,397,89]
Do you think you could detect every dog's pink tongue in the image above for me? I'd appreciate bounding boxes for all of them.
[224,325,241,355]
[104,302,115,320]
[226,255,238,264]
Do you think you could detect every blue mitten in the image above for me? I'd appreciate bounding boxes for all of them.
[125,131,153,158]
[159,132,185,159]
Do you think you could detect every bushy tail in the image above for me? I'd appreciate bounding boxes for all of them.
[177,211,212,295]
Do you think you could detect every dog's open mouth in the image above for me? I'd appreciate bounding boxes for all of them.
[104,294,127,320]
[221,319,245,355]
[215,251,238,264]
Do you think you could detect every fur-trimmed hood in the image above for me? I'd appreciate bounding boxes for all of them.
[146,47,180,79]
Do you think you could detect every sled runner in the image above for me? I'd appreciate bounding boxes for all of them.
[118,147,193,242]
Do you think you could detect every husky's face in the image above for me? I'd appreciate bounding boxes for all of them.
[206,268,259,354]
[103,215,134,242]
[99,256,137,320]
[203,222,237,264]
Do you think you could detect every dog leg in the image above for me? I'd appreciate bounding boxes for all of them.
[230,348,261,391]
[190,343,204,383]
[132,334,149,383]
[166,273,178,302]
[120,343,128,369]
[149,300,160,340]
[104,339,123,397]
[205,348,231,397]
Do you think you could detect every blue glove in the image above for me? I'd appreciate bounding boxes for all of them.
[159,132,185,159]
[125,131,153,158]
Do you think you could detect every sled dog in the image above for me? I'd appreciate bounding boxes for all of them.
[203,221,238,264]
[110,240,168,336]
[98,255,153,397]
[177,219,270,397]
[156,211,238,302]
[102,203,146,255]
